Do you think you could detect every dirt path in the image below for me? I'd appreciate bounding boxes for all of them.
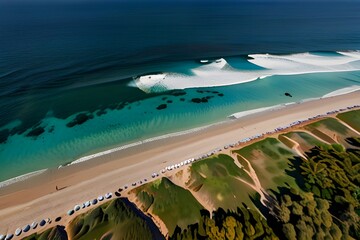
[168,169,214,213]
[333,117,360,135]
[300,129,332,145]
[278,135,307,159]
[127,192,169,238]
[229,152,267,205]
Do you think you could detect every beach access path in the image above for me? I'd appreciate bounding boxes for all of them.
[0,91,359,238]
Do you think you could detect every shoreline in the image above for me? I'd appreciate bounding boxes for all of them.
[1,85,358,188]
[0,91,359,237]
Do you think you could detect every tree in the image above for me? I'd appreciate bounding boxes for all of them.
[282,223,296,240]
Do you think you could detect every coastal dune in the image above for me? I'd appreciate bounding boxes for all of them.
[0,91,359,238]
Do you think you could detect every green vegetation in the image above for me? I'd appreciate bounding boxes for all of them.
[236,138,293,160]
[234,138,298,190]
[170,130,360,240]
[22,226,68,240]
[304,117,359,149]
[67,198,156,240]
[346,137,360,147]
[188,154,256,210]
[284,131,329,151]
[306,117,349,135]
[170,207,279,240]
[270,187,345,240]
[289,145,360,239]
[337,109,360,132]
[133,177,204,235]
[23,111,360,240]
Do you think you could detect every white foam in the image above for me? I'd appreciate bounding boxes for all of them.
[0,169,47,189]
[229,87,360,121]
[337,50,360,59]
[69,85,360,167]
[134,58,270,93]
[322,85,360,98]
[249,52,357,67]
[228,102,296,119]
[4,87,359,186]
[67,120,228,167]
[133,51,360,93]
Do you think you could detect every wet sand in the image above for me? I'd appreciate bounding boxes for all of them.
[0,91,359,238]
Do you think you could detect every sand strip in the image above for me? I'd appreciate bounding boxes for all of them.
[0,91,359,237]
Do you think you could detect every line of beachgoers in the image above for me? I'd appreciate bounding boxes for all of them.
[0,85,358,190]
[0,91,359,240]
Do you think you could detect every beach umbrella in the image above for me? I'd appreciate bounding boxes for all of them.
[23,225,30,232]
[91,199,97,205]
[14,228,21,236]
[39,220,46,227]
[98,196,104,201]
[74,205,81,211]
[5,234,13,240]
[67,210,74,216]
[31,222,38,229]
[0,235,4,240]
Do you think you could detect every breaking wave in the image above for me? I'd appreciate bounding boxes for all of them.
[133,51,360,93]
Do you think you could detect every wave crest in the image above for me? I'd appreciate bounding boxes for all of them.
[133,51,360,93]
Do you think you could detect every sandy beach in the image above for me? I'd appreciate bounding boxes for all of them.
[0,91,359,238]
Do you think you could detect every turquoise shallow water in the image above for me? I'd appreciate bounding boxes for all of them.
[0,69,359,182]
[2,1,360,182]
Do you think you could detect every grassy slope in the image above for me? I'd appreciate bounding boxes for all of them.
[23,110,360,240]
[307,117,349,135]
[67,198,153,240]
[22,226,68,240]
[234,138,299,191]
[187,154,257,210]
[133,177,204,235]
[304,117,359,148]
[337,109,360,132]
[284,131,329,152]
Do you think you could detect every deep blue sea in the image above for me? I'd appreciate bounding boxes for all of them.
[1,1,360,182]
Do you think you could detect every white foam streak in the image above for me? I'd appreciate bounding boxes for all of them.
[322,85,360,98]
[0,169,47,189]
[337,50,360,59]
[229,88,360,120]
[3,87,359,187]
[134,51,360,93]
[69,86,360,167]
[67,121,226,167]
[229,104,289,119]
